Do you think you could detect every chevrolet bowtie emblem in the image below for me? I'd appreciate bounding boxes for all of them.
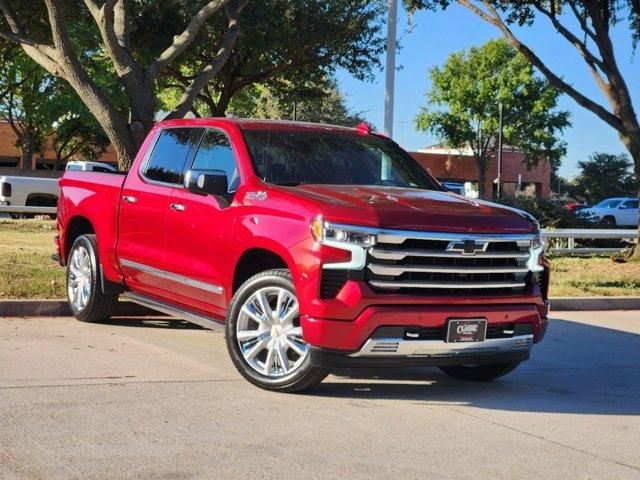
[446,239,488,255]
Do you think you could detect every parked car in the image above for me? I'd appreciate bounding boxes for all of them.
[56,119,549,392]
[0,175,59,218]
[576,197,639,227]
[0,162,117,218]
[563,201,590,213]
[65,161,118,173]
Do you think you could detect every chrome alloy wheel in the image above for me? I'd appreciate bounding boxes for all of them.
[236,286,309,378]
[67,245,91,311]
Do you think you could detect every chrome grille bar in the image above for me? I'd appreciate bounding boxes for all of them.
[365,230,536,294]
[369,280,527,290]
[369,248,529,261]
[368,264,529,276]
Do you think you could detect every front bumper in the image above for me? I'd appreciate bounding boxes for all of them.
[302,303,547,368]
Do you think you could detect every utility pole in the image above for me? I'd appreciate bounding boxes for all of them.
[292,100,297,121]
[496,101,504,198]
[384,0,398,138]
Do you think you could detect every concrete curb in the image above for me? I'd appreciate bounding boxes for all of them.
[550,296,640,311]
[0,300,155,318]
[2,297,640,317]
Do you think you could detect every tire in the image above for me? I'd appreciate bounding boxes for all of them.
[225,269,329,392]
[438,362,520,382]
[66,234,118,323]
[601,216,617,228]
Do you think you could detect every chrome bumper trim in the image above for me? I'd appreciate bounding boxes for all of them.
[349,335,534,358]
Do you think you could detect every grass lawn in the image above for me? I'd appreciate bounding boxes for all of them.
[0,219,65,299]
[548,255,640,297]
[0,219,638,299]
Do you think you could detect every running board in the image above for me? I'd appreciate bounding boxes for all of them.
[123,292,224,331]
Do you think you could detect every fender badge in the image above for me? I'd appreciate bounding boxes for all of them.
[244,191,267,202]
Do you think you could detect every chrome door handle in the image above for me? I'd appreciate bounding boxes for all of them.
[170,203,186,212]
[123,195,137,204]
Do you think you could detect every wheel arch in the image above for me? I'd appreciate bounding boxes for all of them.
[232,247,291,296]
[25,192,58,206]
[65,216,95,260]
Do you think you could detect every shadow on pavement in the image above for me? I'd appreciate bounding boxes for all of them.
[311,319,640,416]
[103,316,205,330]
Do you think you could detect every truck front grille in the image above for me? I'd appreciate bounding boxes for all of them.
[366,231,535,296]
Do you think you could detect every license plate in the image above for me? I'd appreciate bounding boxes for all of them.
[446,318,487,343]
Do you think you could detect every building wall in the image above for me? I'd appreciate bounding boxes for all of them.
[0,121,117,170]
[410,150,551,198]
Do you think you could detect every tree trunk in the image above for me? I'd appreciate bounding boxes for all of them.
[619,131,640,261]
[20,131,34,171]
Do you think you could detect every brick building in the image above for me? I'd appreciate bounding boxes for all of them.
[0,120,117,171]
[410,144,551,198]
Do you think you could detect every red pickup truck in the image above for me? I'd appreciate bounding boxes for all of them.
[56,118,549,392]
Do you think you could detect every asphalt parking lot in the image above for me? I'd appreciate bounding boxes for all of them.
[1,311,639,480]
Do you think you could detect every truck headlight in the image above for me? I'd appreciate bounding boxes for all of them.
[311,218,376,270]
[311,218,377,247]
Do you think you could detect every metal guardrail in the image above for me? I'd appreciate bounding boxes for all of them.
[542,228,638,254]
[0,206,57,216]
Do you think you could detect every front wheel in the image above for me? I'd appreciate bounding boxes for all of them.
[225,269,329,392]
[66,234,118,322]
[438,362,520,381]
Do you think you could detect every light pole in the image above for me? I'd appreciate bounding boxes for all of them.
[496,101,504,198]
[384,0,398,138]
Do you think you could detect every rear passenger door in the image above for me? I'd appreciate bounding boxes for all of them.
[117,127,202,297]
[619,200,639,226]
[161,128,240,317]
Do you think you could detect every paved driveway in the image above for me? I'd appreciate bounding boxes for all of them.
[1,312,639,480]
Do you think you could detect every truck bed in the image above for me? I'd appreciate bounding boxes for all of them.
[57,171,127,283]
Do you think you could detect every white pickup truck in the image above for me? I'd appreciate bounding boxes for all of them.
[0,161,117,218]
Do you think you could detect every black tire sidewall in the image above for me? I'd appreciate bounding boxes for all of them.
[225,270,319,390]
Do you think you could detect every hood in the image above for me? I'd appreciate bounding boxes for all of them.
[272,184,538,234]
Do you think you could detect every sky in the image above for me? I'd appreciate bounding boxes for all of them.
[335,3,640,180]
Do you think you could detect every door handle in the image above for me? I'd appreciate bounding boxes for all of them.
[170,202,186,212]
[123,195,137,204]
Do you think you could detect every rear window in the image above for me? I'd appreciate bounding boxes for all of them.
[143,128,201,184]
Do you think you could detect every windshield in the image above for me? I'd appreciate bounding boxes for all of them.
[242,129,442,190]
[594,199,622,208]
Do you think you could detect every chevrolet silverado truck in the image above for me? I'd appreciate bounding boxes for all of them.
[56,118,549,392]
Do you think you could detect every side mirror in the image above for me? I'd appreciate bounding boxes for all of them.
[619,204,627,210]
[184,169,228,196]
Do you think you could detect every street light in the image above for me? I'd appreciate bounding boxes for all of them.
[384,0,398,138]
[496,101,504,198]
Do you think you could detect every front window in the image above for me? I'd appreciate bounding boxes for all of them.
[242,129,441,190]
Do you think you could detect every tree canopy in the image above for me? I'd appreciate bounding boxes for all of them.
[571,152,636,202]
[415,38,570,198]
[159,0,385,119]
[405,0,640,252]
[231,78,367,127]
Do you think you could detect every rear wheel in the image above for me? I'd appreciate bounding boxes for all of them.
[439,362,520,381]
[225,269,329,392]
[66,234,118,322]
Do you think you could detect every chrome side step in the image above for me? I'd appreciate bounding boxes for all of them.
[123,292,224,331]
